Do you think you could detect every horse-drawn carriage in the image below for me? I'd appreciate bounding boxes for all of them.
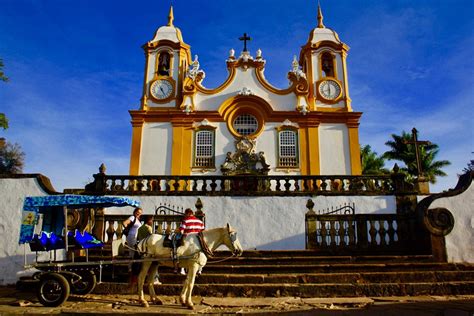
[18,194,141,307]
[17,194,243,309]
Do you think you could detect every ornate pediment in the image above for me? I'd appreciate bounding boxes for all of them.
[220,137,270,176]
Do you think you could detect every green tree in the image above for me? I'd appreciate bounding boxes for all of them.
[1,58,9,130]
[0,113,8,130]
[0,58,8,82]
[0,140,25,174]
[360,144,389,175]
[462,159,473,173]
[383,130,451,184]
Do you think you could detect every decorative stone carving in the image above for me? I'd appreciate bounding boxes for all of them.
[220,137,270,176]
[238,87,253,96]
[291,55,306,80]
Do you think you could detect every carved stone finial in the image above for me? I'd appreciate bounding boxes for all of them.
[317,2,325,28]
[99,163,106,174]
[229,48,235,58]
[256,48,262,59]
[167,5,174,26]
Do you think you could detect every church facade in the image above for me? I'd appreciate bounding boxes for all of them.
[129,6,362,177]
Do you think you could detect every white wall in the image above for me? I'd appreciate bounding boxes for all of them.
[318,123,351,174]
[140,122,173,174]
[428,183,474,263]
[107,195,397,251]
[0,177,51,285]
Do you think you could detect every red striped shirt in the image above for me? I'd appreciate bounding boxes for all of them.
[180,216,205,235]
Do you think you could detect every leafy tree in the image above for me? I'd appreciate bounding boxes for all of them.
[0,139,25,174]
[0,58,8,82]
[383,130,451,184]
[1,58,9,130]
[360,144,389,175]
[0,113,8,130]
[462,159,474,173]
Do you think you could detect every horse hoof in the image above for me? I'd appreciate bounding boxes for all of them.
[187,304,195,310]
[141,301,149,308]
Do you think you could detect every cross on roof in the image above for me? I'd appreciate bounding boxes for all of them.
[239,33,251,52]
[403,127,431,177]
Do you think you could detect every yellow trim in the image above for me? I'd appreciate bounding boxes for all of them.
[341,50,352,111]
[347,119,362,175]
[129,120,144,175]
[170,124,193,175]
[195,67,236,94]
[299,123,320,175]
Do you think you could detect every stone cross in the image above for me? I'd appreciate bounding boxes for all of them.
[404,127,431,176]
[239,33,251,52]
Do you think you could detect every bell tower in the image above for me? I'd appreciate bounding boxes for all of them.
[299,4,352,111]
[140,6,192,109]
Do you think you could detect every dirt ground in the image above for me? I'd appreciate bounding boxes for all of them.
[0,286,473,315]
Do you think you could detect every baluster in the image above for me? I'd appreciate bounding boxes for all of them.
[347,219,356,246]
[379,220,387,246]
[387,219,396,245]
[337,220,345,246]
[320,220,327,247]
[329,221,337,247]
[106,220,116,243]
[210,179,217,192]
[368,220,377,246]
[284,178,291,192]
[320,178,327,191]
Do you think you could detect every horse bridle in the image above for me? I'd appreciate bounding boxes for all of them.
[227,230,240,255]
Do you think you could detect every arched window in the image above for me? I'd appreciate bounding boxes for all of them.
[321,52,335,77]
[278,129,299,168]
[157,52,171,76]
[193,129,215,168]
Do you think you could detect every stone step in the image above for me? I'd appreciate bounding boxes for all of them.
[95,281,474,297]
[154,271,474,285]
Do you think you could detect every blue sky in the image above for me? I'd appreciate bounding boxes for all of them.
[0,0,472,192]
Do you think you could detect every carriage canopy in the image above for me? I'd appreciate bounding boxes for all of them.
[19,194,140,244]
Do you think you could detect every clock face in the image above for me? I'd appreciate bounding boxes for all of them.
[318,79,341,101]
[150,79,174,100]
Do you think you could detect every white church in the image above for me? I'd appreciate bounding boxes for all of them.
[129,5,362,178]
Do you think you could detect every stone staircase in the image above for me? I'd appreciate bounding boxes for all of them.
[95,250,474,297]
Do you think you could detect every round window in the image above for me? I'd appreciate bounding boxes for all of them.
[233,114,258,136]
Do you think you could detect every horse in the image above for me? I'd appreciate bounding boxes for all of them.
[135,223,243,309]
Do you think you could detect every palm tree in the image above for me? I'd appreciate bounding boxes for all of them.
[360,145,389,175]
[383,130,450,184]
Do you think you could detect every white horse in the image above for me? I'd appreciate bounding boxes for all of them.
[135,224,243,309]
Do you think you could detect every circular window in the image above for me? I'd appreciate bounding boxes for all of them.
[233,114,258,136]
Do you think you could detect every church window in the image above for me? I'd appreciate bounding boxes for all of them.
[193,130,215,168]
[321,52,335,77]
[233,114,258,136]
[157,52,171,76]
[278,130,299,168]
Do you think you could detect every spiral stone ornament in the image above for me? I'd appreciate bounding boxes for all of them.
[423,207,455,236]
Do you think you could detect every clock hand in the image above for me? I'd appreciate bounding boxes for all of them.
[160,87,165,95]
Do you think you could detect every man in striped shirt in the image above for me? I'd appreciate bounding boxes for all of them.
[178,208,205,275]
[179,208,205,235]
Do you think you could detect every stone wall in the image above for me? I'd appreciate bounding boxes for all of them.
[0,173,472,285]
[0,175,55,285]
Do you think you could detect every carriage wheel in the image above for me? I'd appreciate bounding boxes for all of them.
[70,271,97,295]
[36,273,70,307]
